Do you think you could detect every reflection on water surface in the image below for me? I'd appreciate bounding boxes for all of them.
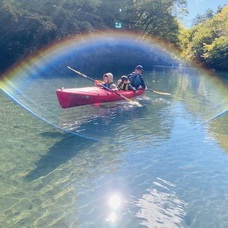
[1,67,228,227]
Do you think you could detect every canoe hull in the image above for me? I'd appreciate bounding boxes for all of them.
[56,87,144,108]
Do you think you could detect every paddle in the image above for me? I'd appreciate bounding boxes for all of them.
[148,89,171,96]
[67,66,142,107]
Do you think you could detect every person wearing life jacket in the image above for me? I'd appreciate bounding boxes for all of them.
[117,75,136,91]
[128,65,146,90]
[95,72,118,91]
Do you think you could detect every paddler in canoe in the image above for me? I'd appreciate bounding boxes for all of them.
[117,75,137,91]
[95,73,118,91]
[56,66,149,108]
[128,65,146,90]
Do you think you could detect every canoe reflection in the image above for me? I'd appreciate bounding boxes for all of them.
[57,96,171,143]
[58,102,148,142]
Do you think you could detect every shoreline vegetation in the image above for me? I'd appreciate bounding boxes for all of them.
[0,0,227,74]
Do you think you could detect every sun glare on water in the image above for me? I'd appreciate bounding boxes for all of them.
[109,194,122,210]
[106,193,123,224]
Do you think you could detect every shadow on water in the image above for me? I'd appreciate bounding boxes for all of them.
[24,133,95,182]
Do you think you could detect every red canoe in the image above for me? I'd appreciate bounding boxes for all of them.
[56,87,144,108]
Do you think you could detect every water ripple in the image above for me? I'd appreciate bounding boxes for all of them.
[136,178,187,227]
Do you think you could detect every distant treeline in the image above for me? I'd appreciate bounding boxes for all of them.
[0,0,227,73]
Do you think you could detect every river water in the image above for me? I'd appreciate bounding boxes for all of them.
[1,67,228,227]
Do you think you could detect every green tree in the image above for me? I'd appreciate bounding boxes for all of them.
[122,0,187,46]
[203,36,228,70]
[0,0,188,72]
[185,22,215,63]
[178,24,190,57]
[184,4,228,69]
[0,0,101,72]
[192,9,214,26]
[0,0,57,70]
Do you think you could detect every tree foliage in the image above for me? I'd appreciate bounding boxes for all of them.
[0,0,188,72]
[120,0,187,46]
[203,36,228,70]
[2,0,227,72]
[181,4,228,70]
[0,0,102,71]
[192,8,214,26]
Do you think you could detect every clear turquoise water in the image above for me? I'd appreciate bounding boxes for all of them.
[1,67,228,227]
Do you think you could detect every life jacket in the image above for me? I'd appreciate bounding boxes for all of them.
[118,82,130,90]
[103,82,115,89]
[128,72,145,89]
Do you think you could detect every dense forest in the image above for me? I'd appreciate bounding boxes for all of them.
[0,0,227,73]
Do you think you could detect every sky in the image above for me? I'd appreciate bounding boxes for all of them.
[183,0,227,27]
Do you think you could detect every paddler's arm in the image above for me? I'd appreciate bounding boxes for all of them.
[94,80,103,87]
